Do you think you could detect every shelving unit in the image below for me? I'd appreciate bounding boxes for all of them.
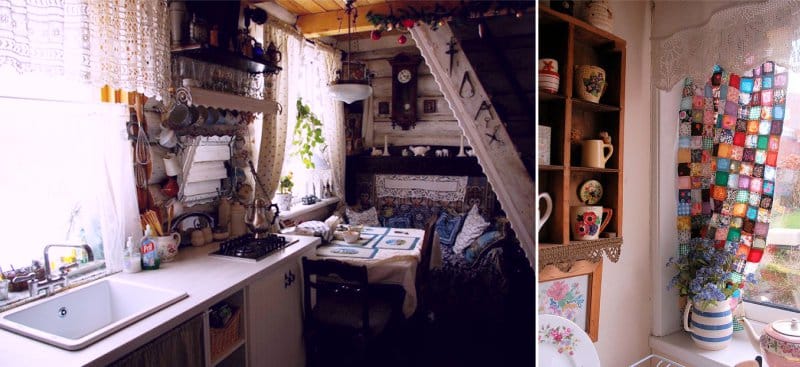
[173,44,282,75]
[537,6,626,270]
[205,289,246,367]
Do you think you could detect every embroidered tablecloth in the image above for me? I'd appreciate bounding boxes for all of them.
[315,226,426,317]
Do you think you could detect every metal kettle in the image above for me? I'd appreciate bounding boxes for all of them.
[244,197,280,238]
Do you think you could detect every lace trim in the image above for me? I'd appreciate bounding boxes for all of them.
[0,0,170,100]
[539,237,622,272]
[653,0,800,90]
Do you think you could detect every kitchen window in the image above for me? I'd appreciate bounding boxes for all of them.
[0,71,139,275]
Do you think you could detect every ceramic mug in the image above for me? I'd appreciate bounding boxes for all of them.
[570,206,612,240]
[155,233,181,262]
[538,193,553,232]
[538,58,560,94]
[582,139,613,168]
[574,65,607,103]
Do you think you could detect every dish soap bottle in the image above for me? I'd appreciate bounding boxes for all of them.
[140,225,160,270]
[123,236,142,273]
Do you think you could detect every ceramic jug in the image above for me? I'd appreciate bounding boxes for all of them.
[582,139,614,168]
[570,206,612,240]
[538,193,553,232]
[155,233,181,262]
[583,0,613,32]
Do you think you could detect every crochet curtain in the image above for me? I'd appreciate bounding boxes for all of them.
[0,0,170,99]
[652,0,800,90]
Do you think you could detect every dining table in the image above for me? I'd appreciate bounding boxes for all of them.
[314,226,426,318]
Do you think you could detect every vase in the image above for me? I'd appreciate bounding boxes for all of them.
[683,298,733,350]
[574,65,607,103]
[583,0,613,33]
[275,193,292,212]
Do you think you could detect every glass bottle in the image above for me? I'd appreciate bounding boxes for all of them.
[190,14,208,45]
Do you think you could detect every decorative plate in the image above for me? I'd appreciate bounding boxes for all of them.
[578,179,603,205]
[538,314,600,367]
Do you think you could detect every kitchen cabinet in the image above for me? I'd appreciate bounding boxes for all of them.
[537,5,626,270]
[246,248,312,367]
[207,290,246,367]
[109,314,205,367]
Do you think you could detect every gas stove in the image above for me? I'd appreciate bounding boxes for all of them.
[209,233,295,262]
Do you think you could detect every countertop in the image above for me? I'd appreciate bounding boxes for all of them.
[0,234,320,366]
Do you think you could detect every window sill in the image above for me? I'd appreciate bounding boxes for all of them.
[650,326,765,367]
[277,197,339,222]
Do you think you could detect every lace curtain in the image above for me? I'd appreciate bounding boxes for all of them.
[0,0,170,99]
[652,0,800,90]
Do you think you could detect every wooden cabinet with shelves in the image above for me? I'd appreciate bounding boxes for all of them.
[537,6,625,268]
[207,289,246,367]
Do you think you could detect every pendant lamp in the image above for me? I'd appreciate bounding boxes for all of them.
[327,0,372,104]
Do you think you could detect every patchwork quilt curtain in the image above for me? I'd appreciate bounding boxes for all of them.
[677,62,787,288]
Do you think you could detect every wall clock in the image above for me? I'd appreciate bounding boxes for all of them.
[388,53,422,130]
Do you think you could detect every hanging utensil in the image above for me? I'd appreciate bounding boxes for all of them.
[134,95,151,165]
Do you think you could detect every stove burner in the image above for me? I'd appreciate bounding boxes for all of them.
[211,233,289,261]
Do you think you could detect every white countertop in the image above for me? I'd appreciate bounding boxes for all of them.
[651,327,765,367]
[0,234,320,366]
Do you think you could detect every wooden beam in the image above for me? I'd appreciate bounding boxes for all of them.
[297,1,460,38]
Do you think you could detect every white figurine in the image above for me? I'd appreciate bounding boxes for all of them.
[409,146,431,157]
[442,149,450,157]
[371,147,383,156]
[465,149,475,157]
[435,149,443,157]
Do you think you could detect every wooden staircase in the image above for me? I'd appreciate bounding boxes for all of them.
[409,18,535,266]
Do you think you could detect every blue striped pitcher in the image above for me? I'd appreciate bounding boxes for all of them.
[683,299,733,350]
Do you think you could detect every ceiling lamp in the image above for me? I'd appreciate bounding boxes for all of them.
[328,0,372,104]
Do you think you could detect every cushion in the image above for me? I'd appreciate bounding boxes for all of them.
[346,206,381,227]
[382,215,412,228]
[464,230,505,264]
[452,204,490,254]
[435,210,465,247]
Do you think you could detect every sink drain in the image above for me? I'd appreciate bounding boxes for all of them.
[58,307,67,318]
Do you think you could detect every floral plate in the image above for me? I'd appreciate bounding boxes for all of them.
[538,314,599,367]
[578,179,603,205]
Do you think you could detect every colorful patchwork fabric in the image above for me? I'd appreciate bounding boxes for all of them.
[677,62,786,278]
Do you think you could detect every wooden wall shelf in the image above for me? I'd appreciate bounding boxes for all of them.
[537,5,626,264]
[172,45,282,75]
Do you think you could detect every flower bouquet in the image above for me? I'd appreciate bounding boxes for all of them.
[667,240,755,309]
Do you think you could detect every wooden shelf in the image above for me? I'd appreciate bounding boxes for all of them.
[179,87,278,115]
[211,339,245,367]
[570,166,619,173]
[539,165,564,171]
[539,92,566,102]
[572,98,621,112]
[172,44,282,75]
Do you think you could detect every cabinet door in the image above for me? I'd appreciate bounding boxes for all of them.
[247,257,305,367]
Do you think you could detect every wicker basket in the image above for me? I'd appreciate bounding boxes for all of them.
[210,307,241,361]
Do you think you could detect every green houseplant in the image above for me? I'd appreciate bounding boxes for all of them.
[292,98,326,169]
[275,172,293,211]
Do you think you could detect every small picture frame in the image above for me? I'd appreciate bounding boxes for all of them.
[423,99,437,114]
[538,260,603,341]
[378,101,390,116]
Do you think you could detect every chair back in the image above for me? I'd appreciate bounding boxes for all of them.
[301,257,371,334]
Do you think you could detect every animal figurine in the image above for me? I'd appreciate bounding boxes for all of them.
[435,149,443,157]
[402,149,410,157]
[599,131,612,144]
[465,149,475,157]
[442,149,450,157]
[409,146,431,157]
[371,147,383,156]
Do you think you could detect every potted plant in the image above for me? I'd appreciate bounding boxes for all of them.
[667,240,755,350]
[292,98,326,169]
[276,172,293,211]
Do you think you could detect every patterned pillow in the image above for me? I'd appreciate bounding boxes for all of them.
[464,230,505,264]
[452,204,490,254]
[435,211,465,247]
[346,206,381,227]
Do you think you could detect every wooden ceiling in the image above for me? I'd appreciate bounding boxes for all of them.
[251,0,462,38]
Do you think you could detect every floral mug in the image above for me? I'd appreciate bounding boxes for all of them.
[570,206,612,240]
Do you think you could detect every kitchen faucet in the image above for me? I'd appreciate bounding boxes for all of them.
[12,244,94,297]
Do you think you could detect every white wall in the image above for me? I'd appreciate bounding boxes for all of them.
[593,1,653,365]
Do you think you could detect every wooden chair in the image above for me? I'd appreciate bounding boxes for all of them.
[414,217,438,318]
[301,257,405,367]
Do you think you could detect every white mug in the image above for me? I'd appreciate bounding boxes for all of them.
[570,206,613,241]
[155,233,181,262]
[538,193,553,232]
[582,139,613,168]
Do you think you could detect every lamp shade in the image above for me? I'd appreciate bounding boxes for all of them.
[328,83,373,104]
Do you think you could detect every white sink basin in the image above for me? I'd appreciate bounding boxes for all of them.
[0,277,187,350]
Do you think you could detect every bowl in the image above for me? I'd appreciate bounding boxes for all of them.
[343,230,360,244]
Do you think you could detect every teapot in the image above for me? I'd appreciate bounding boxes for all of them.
[743,317,800,366]
[244,197,280,238]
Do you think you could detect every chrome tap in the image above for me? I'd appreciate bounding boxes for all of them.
[38,244,95,296]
